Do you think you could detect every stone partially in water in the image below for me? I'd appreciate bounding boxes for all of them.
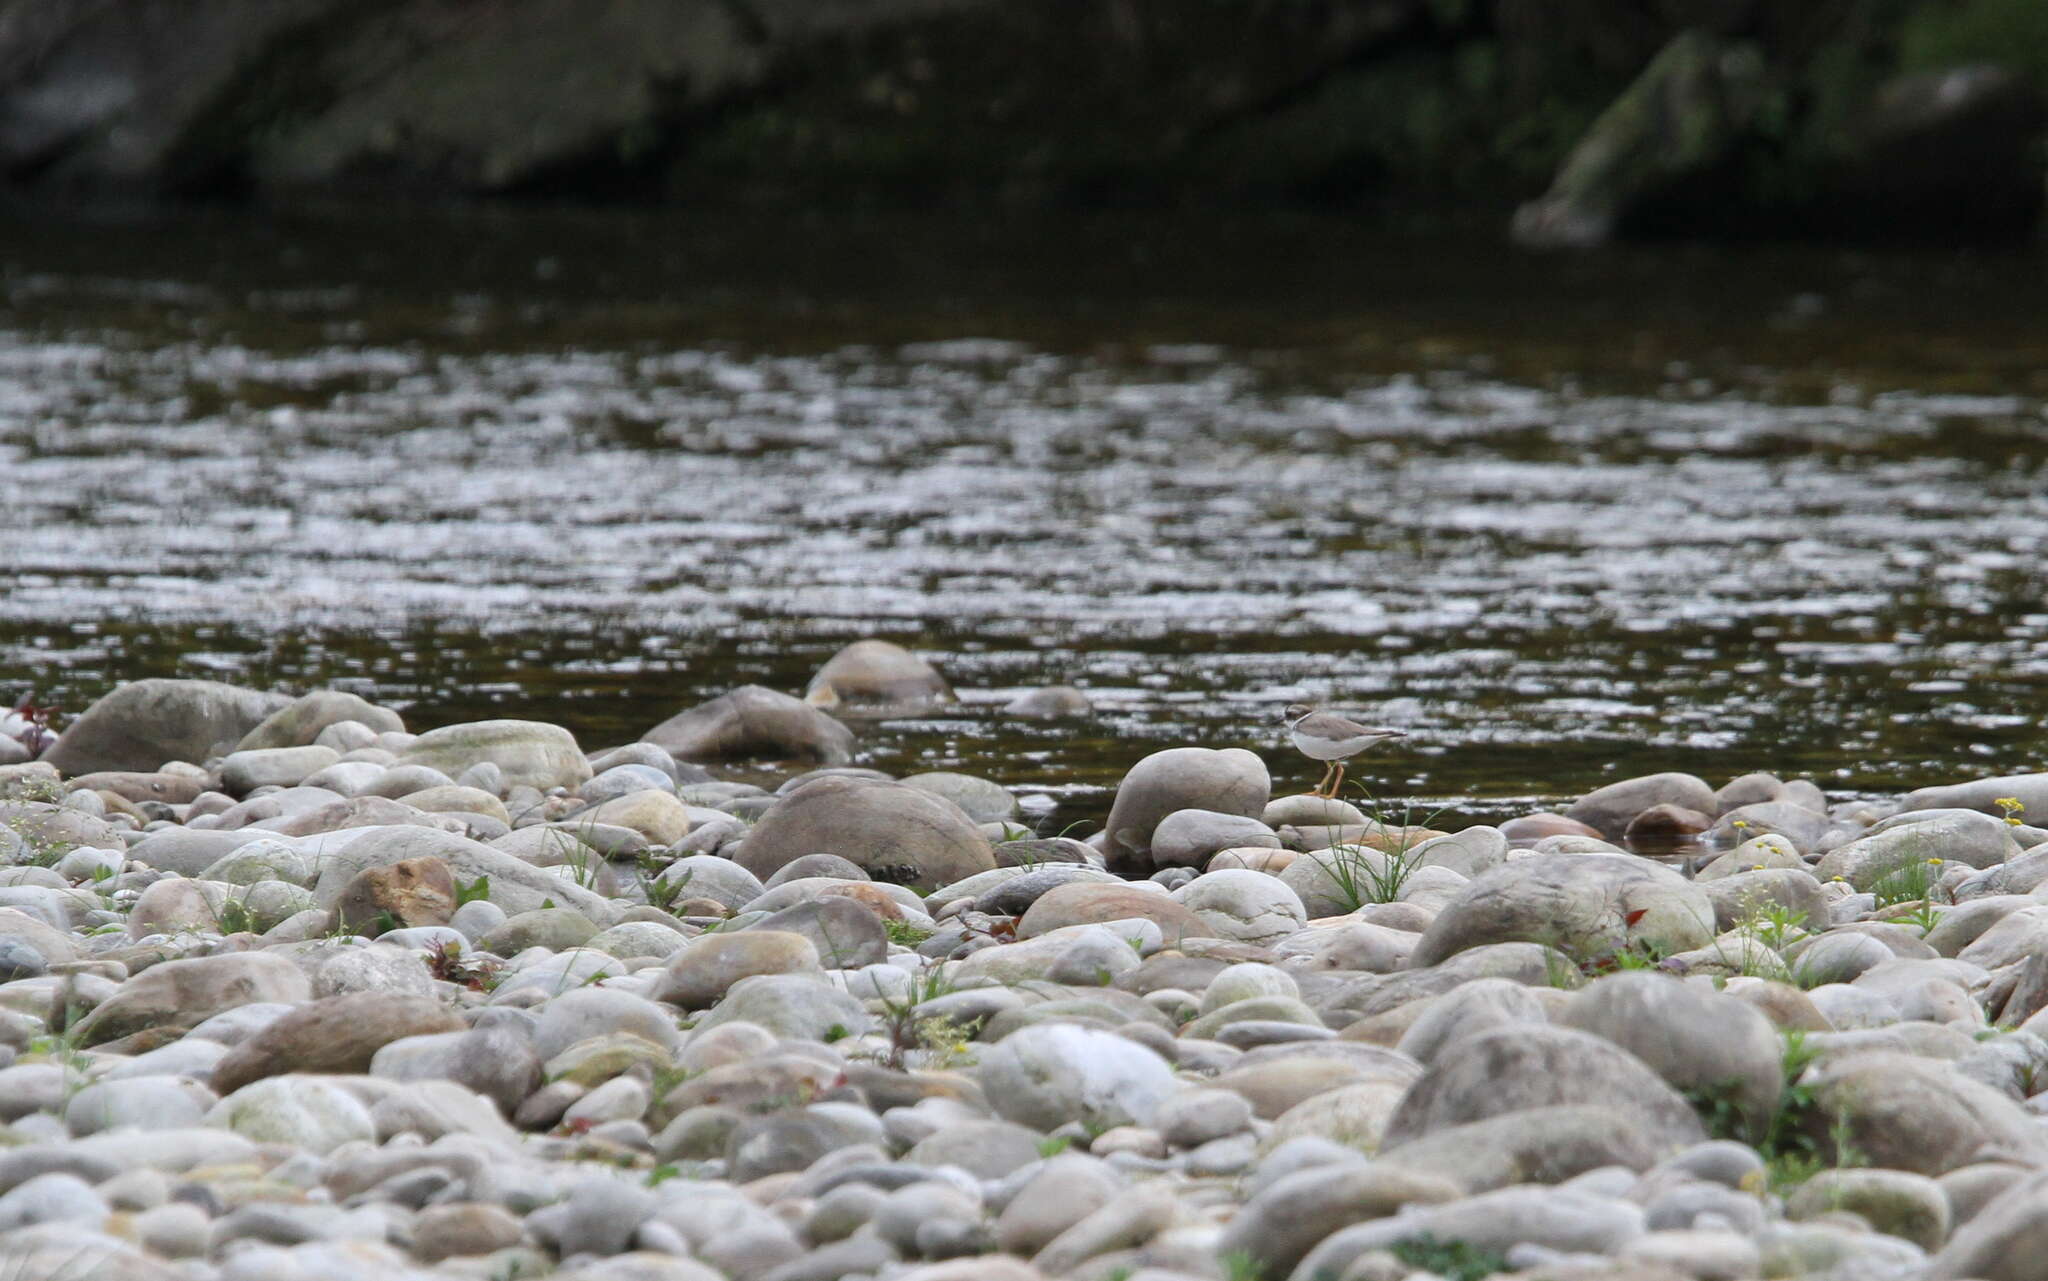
[642,685,854,766]
[42,679,291,777]
[1563,772,1717,842]
[396,719,591,793]
[734,775,994,891]
[804,639,951,713]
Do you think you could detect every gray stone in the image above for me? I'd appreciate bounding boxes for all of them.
[1411,853,1715,968]
[396,719,591,793]
[901,772,1017,823]
[1102,747,1270,871]
[804,639,950,714]
[0,1172,107,1231]
[977,1022,1175,1132]
[693,973,872,1042]
[1383,1024,1706,1150]
[1174,869,1306,944]
[644,685,854,766]
[69,951,312,1046]
[1150,809,1281,870]
[1560,972,1783,1142]
[734,775,994,892]
[239,692,404,752]
[747,896,889,969]
[1926,1167,2048,1280]
[206,1075,376,1153]
[219,746,341,796]
[1815,812,2022,890]
[1564,772,1716,840]
[42,679,290,776]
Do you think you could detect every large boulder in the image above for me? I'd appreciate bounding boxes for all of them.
[1102,748,1270,872]
[69,952,313,1046]
[803,639,950,714]
[1410,853,1715,968]
[1560,972,1784,1142]
[642,686,853,766]
[237,691,404,752]
[1380,1024,1706,1150]
[42,680,291,775]
[734,776,993,891]
[1562,772,1717,842]
[396,720,590,792]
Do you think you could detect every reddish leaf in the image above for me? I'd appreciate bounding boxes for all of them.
[1623,908,1648,927]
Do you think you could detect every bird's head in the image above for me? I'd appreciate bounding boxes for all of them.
[1280,703,1315,725]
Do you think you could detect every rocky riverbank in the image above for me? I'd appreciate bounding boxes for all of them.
[2,644,2048,1280]
[1,0,2044,244]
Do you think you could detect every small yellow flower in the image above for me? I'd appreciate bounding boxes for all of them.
[1995,797,2025,826]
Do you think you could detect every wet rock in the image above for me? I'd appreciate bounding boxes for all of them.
[644,684,854,765]
[42,679,291,776]
[736,775,994,891]
[1624,802,1713,845]
[1004,686,1092,718]
[1102,748,1270,871]
[804,639,951,713]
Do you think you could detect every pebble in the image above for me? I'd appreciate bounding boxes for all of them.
[7,677,2046,1278]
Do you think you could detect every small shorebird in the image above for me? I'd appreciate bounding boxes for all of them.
[1281,703,1406,798]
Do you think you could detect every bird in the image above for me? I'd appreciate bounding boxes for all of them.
[1281,703,1406,798]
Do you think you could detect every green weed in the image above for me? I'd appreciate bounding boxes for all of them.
[1388,1234,1511,1281]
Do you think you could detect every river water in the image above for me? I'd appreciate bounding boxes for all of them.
[2,206,2045,827]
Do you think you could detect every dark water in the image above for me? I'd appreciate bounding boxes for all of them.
[3,206,2046,826]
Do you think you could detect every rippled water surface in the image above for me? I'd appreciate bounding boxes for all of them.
[2,208,2045,825]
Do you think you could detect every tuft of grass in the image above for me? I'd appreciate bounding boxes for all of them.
[1870,858,1941,910]
[1219,1250,1264,1281]
[1742,1030,1865,1196]
[1036,1135,1072,1158]
[884,918,934,947]
[1388,1234,1511,1281]
[455,874,492,907]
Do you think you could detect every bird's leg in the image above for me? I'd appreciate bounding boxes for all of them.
[1313,761,1335,797]
[1328,763,1347,798]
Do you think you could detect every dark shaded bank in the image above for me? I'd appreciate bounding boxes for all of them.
[0,0,2044,244]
